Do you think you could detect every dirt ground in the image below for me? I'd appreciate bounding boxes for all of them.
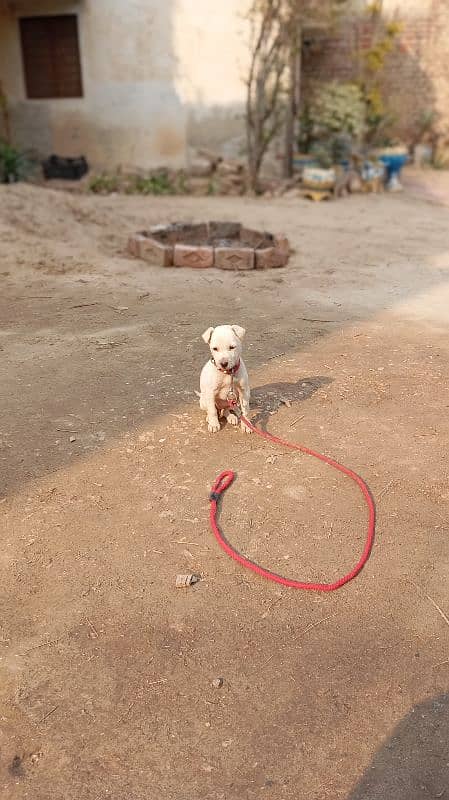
[0,180,448,800]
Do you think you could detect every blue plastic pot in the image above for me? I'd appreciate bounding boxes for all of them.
[377,152,409,190]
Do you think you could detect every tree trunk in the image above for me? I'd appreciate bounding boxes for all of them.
[296,27,302,155]
[283,64,296,178]
[283,22,302,178]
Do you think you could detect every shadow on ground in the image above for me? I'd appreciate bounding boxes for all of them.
[2,185,449,502]
[347,693,449,800]
[0,277,336,498]
[250,376,333,429]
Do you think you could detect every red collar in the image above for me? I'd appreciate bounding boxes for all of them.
[211,357,240,375]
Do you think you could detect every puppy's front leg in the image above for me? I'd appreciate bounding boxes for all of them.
[204,395,221,433]
[238,385,252,434]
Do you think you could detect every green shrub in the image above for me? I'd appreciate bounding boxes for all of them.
[88,173,120,194]
[308,133,353,168]
[0,139,31,183]
[299,81,366,168]
[89,170,179,195]
[299,82,366,166]
[130,172,174,195]
[307,82,367,141]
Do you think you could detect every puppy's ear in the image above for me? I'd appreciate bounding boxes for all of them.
[202,327,214,344]
[231,325,246,340]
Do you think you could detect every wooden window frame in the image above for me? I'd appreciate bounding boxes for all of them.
[19,14,83,100]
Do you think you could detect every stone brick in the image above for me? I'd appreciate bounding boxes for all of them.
[215,246,255,271]
[137,235,173,266]
[274,234,290,256]
[130,223,289,271]
[127,233,142,258]
[150,222,208,244]
[174,222,209,243]
[255,246,288,269]
[208,221,241,239]
[240,227,273,248]
[174,244,214,268]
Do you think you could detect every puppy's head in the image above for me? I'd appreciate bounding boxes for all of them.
[202,324,245,370]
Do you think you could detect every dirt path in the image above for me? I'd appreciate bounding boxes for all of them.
[404,165,449,208]
[1,184,448,799]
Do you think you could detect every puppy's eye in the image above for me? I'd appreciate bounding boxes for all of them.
[212,347,218,351]
[229,346,235,350]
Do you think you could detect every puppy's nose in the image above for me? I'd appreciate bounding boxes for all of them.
[221,360,229,368]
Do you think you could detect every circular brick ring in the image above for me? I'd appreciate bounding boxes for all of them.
[128,221,289,270]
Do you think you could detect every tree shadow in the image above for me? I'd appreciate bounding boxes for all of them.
[347,693,449,800]
[250,375,332,430]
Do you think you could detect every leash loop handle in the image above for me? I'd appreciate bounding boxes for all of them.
[210,470,235,501]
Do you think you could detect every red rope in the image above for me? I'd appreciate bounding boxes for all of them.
[209,413,376,591]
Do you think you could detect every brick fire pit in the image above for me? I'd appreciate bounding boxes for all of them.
[128,222,289,270]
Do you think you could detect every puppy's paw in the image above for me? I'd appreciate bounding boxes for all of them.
[208,420,221,434]
[241,420,252,434]
[227,413,239,426]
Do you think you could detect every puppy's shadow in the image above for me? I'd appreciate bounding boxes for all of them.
[250,376,332,430]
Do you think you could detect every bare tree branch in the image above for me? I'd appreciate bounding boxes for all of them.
[245,0,350,190]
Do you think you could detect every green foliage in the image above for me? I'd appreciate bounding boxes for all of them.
[362,85,396,145]
[299,81,365,165]
[207,178,218,196]
[88,173,120,194]
[0,139,31,183]
[128,172,174,195]
[88,169,191,196]
[366,24,402,70]
[385,21,403,37]
[357,11,403,145]
[297,6,409,160]
[306,81,366,139]
[307,133,352,168]
[366,0,382,15]
[176,171,189,194]
[298,7,403,158]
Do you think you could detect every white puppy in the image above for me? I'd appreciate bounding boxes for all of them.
[199,324,251,434]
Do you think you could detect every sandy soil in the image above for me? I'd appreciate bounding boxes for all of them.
[0,181,448,799]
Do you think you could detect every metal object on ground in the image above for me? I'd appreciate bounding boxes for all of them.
[176,573,200,588]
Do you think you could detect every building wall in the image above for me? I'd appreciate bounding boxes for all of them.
[302,0,449,143]
[174,0,250,158]
[3,0,446,169]
[0,0,251,169]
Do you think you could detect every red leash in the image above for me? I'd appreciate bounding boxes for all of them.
[209,410,375,591]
